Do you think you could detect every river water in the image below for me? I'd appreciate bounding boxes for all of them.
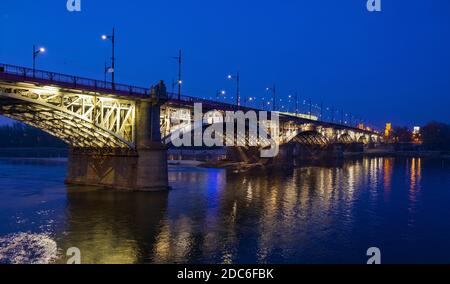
[0,157,449,264]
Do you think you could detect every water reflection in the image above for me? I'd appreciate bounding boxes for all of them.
[383,158,393,192]
[152,158,394,263]
[58,188,168,264]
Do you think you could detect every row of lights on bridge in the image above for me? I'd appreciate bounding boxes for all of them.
[30,29,366,128]
[33,29,116,83]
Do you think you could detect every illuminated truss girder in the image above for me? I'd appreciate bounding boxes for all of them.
[0,83,136,149]
[337,133,354,144]
[163,122,274,149]
[292,130,330,148]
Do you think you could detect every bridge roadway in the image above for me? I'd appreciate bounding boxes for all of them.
[0,63,381,190]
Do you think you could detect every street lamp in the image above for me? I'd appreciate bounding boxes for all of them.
[266,84,276,111]
[320,102,323,121]
[172,49,182,101]
[32,45,46,77]
[101,27,116,87]
[227,71,240,107]
[216,89,226,101]
[308,98,312,120]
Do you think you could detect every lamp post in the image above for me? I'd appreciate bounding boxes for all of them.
[227,71,240,107]
[308,98,312,120]
[320,102,323,121]
[32,45,45,78]
[266,84,276,111]
[101,27,116,88]
[172,49,182,101]
[216,89,226,101]
[104,62,109,86]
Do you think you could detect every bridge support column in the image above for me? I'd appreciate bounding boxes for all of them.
[65,82,169,191]
[266,143,294,169]
[134,96,169,191]
[292,144,343,165]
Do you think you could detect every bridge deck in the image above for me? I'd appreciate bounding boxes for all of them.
[0,63,378,135]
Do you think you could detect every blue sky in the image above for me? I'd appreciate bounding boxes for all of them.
[1,0,450,128]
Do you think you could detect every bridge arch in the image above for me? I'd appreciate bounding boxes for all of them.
[291,130,330,147]
[337,133,354,144]
[0,83,136,149]
[357,135,369,144]
[163,121,274,149]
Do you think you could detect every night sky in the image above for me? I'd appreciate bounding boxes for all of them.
[1,0,450,128]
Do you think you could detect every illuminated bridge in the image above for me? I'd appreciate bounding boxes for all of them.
[0,63,381,190]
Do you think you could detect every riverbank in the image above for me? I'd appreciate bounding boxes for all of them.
[345,149,450,159]
[0,147,67,158]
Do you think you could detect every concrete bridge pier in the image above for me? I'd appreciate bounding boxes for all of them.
[343,142,365,153]
[263,143,294,169]
[133,97,169,191]
[66,84,169,191]
[292,143,343,166]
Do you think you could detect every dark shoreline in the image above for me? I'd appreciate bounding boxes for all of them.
[345,150,450,159]
[0,147,68,158]
[0,147,448,162]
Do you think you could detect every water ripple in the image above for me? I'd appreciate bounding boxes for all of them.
[0,232,58,264]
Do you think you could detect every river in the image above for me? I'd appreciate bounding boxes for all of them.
[0,156,449,264]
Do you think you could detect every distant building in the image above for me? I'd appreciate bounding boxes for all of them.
[412,126,422,143]
[384,123,392,139]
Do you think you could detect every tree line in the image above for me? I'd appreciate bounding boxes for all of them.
[0,123,66,148]
[393,121,450,151]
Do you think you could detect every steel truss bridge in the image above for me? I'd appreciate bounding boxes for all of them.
[0,63,381,152]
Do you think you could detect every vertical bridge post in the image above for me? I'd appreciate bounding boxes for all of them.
[66,81,169,191]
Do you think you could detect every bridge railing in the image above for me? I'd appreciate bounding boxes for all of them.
[166,92,244,110]
[0,63,151,97]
